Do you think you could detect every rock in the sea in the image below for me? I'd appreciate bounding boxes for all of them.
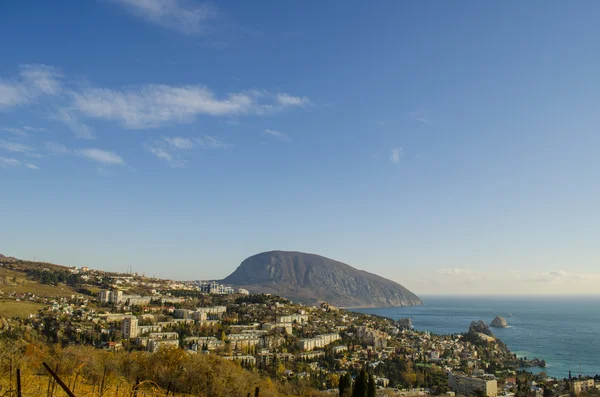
[397,317,413,330]
[490,316,508,328]
[469,320,494,336]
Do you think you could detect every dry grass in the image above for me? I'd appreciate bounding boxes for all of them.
[0,300,47,318]
[1,282,76,297]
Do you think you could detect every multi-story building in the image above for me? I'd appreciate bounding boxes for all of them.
[109,290,123,304]
[200,282,236,295]
[298,333,341,351]
[228,333,262,350]
[277,314,309,324]
[98,290,111,304]
[98,289,123,304]
[356,326,389,349]
[148,338,179,353]
[121,316,138,339]
[571,379,597,396]
[195,306,227,316]
[192,311,208,321]
[448,373,498,397]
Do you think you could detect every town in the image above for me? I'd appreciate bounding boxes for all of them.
[0,258,599,397]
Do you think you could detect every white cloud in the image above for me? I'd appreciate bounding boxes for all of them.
[147,145,185,168]
[1,126,48,137]
[0,156,39,170]
[436,268,472,276]
[112,0,218,35]
[19,64,63,95]
[409,110,431,124]
[0,82,29,108]
[147,135,229,167]
[276,93,310,107]
[0,64,309,138]
[390,147,402,164]
[163,136,195,149]
[54,109,95,140]
[1,127,28,137]
[0,156,21,168]
[78,149,125,165]
[195,135,230,149]
[263,129,288,140]
[0,140,35,154]
[69,85,303,129]
[525,270,571,283]
[23,126,48,132]
[0,64,62,109]
[45,142,70,155]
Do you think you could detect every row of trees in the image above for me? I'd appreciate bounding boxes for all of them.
[339,369,376,397]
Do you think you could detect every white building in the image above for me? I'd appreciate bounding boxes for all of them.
[277,314,309,324]
[122,316,138,339]
[148,338,179,352]
[298,333,341,351]
[448,373,498,397]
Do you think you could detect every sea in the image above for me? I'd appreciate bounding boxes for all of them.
[352,295,600,379]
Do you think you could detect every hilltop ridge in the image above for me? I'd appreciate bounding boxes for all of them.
[222,250,422,308]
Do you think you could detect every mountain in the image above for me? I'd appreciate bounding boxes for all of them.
[222,251,422,308]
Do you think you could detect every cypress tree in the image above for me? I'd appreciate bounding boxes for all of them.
[367,374,377,397]
[353,369,368,397]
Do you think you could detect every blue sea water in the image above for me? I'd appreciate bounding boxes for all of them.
[352,295,600,379]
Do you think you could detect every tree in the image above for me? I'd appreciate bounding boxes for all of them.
[340,373,353,397]
[353,369,368,397]
[368,374,377,397]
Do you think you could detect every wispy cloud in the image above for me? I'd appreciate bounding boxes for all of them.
[409,110,431,124]
[195,136,230,149]
[436,268,472,276]
[19,64,63,95]
[524,270,571,283]
[147,145,185,168]
[45,141,70,155]
[1,127,29,137]
[0,64,62,109]
[263,129,289,141]
[78,149,125,165]
[112,0,219,35]
[70,85,306,129]
[390,147,402,164]
[163,136,195,149]
[0,139,35,154]
[54,109,95,139]
[0,156,22,168]
[0,156,39,170]
[434,268,486,283]
[1,65,310,139]
[147,135,230,167]
[1,125,49,137]
[23,126,48,132]
[276,93,310,107]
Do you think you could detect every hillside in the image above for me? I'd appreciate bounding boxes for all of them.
[222,251,422,308]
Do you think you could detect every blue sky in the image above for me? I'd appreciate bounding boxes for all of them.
[1,0,599,294]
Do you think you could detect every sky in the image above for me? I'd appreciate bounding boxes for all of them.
[1,0,599,295]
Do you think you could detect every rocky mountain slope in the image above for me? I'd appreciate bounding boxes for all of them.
[222,251,422,308]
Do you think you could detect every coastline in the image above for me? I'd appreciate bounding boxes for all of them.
[351,296,600,379]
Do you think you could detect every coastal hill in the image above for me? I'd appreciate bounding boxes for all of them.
[222,251,423,308]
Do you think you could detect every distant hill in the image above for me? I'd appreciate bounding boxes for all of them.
[222,251,422,308]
